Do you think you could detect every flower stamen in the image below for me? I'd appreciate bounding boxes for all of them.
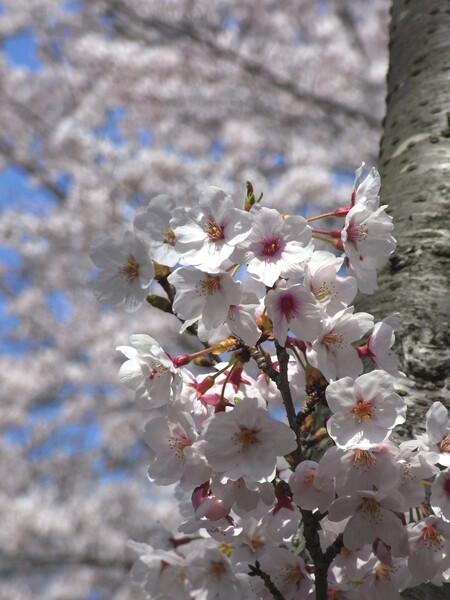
[163,228,176,246]
[119,254,140,281]
[352,399,374,422]
[234,427,258,451]
[322,332,345,348]
[261,238,281,257]
[439,434,450,453]
[353,449,376,469]
[204,219,225,241]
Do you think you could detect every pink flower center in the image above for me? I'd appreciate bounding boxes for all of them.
[277,293,299,322]
[204,219,225,241]
[261,238,281,257]
[345,221,368,245]
[444,478,450,498]
[352,399,374,422]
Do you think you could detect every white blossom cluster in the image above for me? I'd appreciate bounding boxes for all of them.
[91,166,450,599]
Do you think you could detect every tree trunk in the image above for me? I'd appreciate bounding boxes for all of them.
[362,0,450,597]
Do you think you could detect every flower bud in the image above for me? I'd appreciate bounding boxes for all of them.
[171,354,191,368]
[152,261,171,280]
[146,294,172,312]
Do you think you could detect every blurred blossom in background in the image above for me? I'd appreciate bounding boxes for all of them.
[0,1,389,598]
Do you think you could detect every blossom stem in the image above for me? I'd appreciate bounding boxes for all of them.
[311,228,342,239]
[311,235,336,247]
[307,206,350,222]
[173,344,231,367]
[288,343,307,371]
[217,360,239,409]
[189,347,221,360]
[225,263,239,274]
[307,212,336,222]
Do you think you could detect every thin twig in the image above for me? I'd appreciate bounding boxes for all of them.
[248,561,286,600]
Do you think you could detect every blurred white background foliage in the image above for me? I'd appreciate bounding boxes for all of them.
[0,1,389,598]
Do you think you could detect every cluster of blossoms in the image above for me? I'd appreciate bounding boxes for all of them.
[90,168,450,599]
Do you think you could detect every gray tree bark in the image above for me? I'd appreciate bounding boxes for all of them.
[361,0,450,597]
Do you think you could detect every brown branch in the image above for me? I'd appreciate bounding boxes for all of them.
[0,552,134,572]
[275,342,297,428]
[248,561,286,600]
[295,395,319,427]
[300,509,335,600]
[323,533,344,565]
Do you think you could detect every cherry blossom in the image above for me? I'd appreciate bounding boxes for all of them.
[352,164,381,210]
[357,314,402,377]
[170,187,252,269]
[128,542,188,600]
[430,469,450,521]
[265,279,323,346]
[116,334,182,408]
[289,459,335,512]
[185,545,252,600]
[326,370,406,449]
[143,409,211,487]
[358,557,410,600]
[417,401,450,467]
[306,306,374,381]
[304,250,357,316]
[328,489,409,556]
[168,267,242,330]
[89,231,155,312]
[232,205,313,287]
[4,1,436,597]
[330,544,374,582]
[407,516,450,584]
[210,476,275,515]
[203,396,297,484]
[395,446,439,510]
[225,294,262,346]
[253,546,315,600]
[318,443,400,496]
[134,194,180,267]
[177,485,231,533]
[341,202,396,294]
